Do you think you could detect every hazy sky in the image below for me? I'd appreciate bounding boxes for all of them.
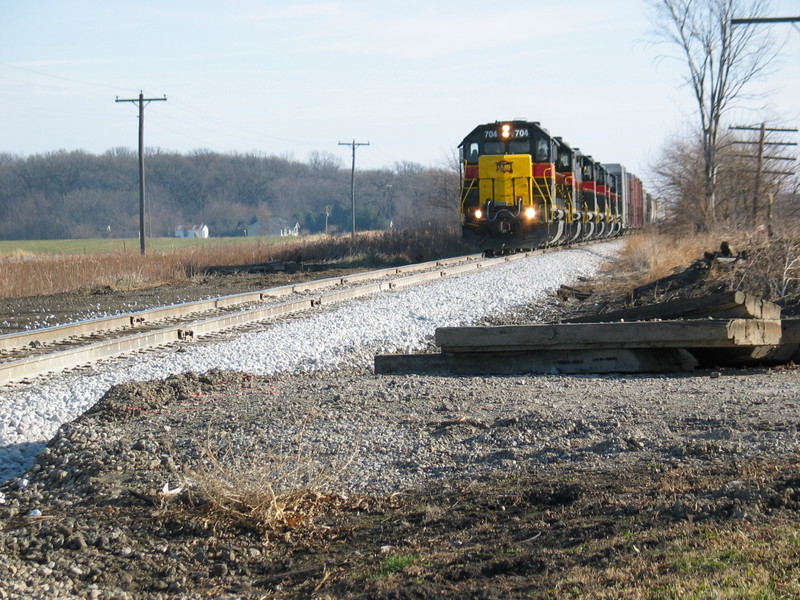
[1,0,798,184]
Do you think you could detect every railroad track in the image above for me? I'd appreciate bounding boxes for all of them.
[0,250,547,385]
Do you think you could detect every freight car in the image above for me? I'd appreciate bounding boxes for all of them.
[459,120,645,255]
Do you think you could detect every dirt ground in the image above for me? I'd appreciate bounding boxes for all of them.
[1,260,799,599]
[1,366,798,600]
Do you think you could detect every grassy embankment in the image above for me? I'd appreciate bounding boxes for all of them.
[607,231,800,310]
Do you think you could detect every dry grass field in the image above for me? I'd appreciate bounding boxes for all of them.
[0,229,468,299]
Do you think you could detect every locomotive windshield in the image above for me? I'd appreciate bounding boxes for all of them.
[481,141,532,155]
[556,148,571,172]
[509,141,530,154]
[466,142,479,162]
[533,137,550,162]
[484,142,505,155]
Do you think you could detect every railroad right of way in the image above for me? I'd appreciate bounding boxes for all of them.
[0,248,563,386]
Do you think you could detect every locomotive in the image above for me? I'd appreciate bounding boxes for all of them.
[459,120,645,255]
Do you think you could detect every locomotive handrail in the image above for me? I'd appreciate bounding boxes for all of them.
[529,171,551,222]
[543,168,554,223]
[459,178,477,215]
[565,198,574,224]
[510,177,533,212]
[544,167,565,225]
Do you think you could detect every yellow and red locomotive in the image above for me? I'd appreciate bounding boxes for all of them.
[459,120,642,255]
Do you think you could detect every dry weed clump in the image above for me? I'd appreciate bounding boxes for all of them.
[186,424,358,536]
[727,233,800,306]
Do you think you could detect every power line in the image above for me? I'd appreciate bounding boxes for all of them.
[0,61,122,91]
[115,92,167,255]
[169,100,328,146]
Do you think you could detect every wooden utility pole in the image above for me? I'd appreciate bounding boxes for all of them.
[730,123,797,232]
[115,92,167,255]
[728,12,800,233]
[754,123,767,226]
[338,139,370,239]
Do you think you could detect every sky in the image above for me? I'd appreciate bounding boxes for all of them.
[1,0,798,186]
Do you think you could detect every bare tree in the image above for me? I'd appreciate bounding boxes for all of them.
[648,0,780,229]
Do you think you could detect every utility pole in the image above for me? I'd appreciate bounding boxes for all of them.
[731,123,797,234]
[115,91,167,255]
[338,139,370,239]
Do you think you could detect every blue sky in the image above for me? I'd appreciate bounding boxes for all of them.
[1,0,798,184]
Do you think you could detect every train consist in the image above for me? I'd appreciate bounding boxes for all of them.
[459,120,647,255]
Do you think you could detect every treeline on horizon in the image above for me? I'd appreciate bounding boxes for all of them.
[0,148,460,241]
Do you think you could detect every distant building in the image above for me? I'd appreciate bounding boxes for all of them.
[245,218,300,237]
[280,222,300,237]
[242,221,264,237]
[174,224,209,238]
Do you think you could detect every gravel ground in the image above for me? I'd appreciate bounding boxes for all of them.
[0,243,619,482]
[0,240,798,599]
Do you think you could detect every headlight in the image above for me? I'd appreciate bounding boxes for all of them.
[525,207,536,219]
[474,209,483,219]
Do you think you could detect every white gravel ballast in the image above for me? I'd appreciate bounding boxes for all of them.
[0,241,623,481]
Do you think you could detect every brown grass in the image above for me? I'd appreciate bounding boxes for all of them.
[611,232,716,285]
[185,416,361,537]
[0,229,468,299]
[551,520,800,599]
[727,233,800,304]
[608,231,800,307]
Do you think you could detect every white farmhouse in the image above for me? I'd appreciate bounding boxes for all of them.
[174,224,209,238]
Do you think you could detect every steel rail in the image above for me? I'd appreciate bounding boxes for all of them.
[0,253,482,354]
[0,251,538,385]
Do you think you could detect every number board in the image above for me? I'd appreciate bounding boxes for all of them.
[483,128,530,139]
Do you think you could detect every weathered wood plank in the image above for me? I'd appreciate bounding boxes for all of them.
[566,291,780,323]
[374,348,699,375]
[435,319,783,352]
